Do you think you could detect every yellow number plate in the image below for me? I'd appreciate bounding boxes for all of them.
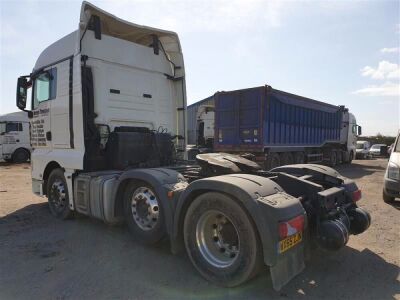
[279,232,302,253]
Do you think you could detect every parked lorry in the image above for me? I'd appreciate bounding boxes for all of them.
[188,87,362,169]
[0,111,31,162]
[15,2,371,291]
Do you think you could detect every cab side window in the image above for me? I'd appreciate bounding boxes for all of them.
[33,68,57,109]
[5,122,22,132]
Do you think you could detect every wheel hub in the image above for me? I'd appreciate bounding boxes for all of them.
[50,180,66,212]
[196,210,240,268]
[131,187,159,231]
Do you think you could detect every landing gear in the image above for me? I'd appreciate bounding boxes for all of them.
[265,153,280,170]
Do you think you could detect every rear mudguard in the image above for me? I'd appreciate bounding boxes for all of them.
[171,174,306,290]
[113,168,188,236]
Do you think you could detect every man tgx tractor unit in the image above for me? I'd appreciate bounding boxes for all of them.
[16,2,371,291]
[187,88,362,169]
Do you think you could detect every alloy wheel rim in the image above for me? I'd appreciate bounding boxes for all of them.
[131,187,159,231]
[196,210,240,268]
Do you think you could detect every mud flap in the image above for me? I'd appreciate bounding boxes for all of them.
[270,246,305,291]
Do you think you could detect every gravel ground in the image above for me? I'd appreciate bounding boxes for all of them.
[0,159,399,300]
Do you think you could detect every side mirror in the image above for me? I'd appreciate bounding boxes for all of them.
[16,77,28,110]
[357,126,362,136]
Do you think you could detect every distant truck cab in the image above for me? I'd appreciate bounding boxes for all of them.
[0,111,31,162]
[356,140,370,159]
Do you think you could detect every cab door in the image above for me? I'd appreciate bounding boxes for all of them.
[31,70,54,149]
[1,122,21,156]
[49,60,71,148]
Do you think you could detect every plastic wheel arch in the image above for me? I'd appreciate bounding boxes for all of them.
[172,174,303,266]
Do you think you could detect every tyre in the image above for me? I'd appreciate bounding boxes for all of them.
[123,181,166,245]
[47,168,74,219]
[383,190,394,203]
[329,151,337,167]
[280,152,294,165]
[12,148,29,163]
[265,153,280,170]
[184,192,263,287]
[294,152,305,164]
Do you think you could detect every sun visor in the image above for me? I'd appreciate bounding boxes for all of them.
[80,1,181,53]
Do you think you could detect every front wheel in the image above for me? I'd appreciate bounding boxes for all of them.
[184,192,263,287]
[12,148,29,163]
[47,168,74,219]
[123,182,166,245]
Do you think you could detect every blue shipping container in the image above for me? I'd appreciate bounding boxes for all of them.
[214,86,343,152]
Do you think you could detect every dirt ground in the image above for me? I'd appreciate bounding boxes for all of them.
[0,159,399,300]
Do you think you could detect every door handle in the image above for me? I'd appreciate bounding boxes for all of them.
[16,139,20,142]
[46,131,52,141]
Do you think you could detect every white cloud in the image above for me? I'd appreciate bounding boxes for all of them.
[381,47,399,53]
[352,81,400,97]
[361,61,400,80]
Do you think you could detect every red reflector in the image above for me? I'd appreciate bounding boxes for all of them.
[279,215,305,239]
[352,189,362,202]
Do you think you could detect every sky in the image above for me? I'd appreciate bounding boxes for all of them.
[1,0,399,136]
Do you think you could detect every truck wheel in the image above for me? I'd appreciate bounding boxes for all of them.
[265,153,280,170]
[123,182,166,245]
[47,168,74,219]
[294,152,305,164]
[12,148,29,163]
[329,151,337,167]
[383,190,394,203]
[280,153,293,165]
[184,192,263,287]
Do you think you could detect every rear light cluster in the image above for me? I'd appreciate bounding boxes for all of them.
[278,214,305,239]
[352,189,362,202]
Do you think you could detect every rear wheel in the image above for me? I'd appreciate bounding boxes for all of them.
[47,168,73,219]
[123,181,166,245]
[12,148,29,163]
[184,192,263,287]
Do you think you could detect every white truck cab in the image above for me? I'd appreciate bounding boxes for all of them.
[0,111,31,162]
[196,105,214,147]
[16,1,186,197]
[356,140,370,159]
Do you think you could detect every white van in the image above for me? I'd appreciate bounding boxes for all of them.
[383,131,400,202]
[0,111,31,162]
